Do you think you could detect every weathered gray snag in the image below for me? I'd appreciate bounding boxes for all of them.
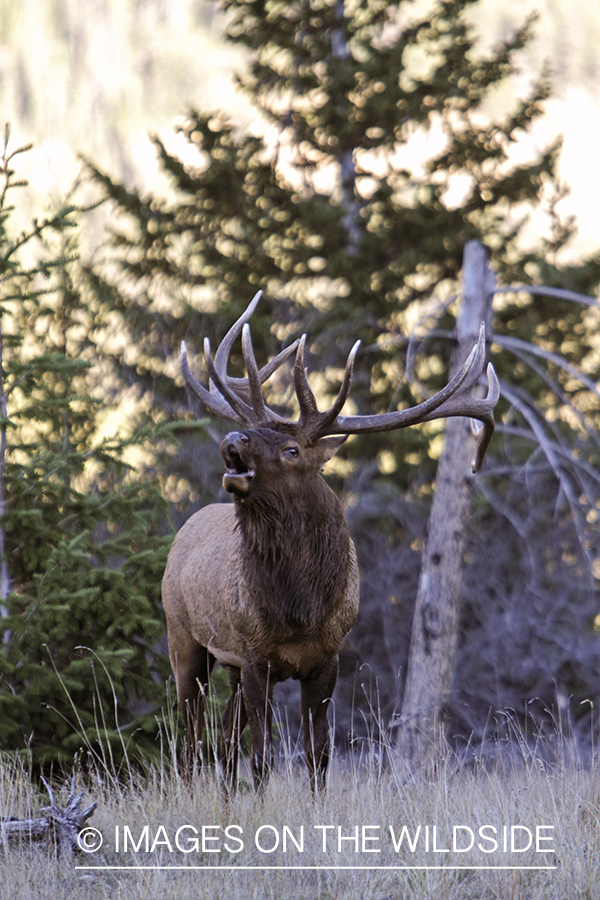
[0,777,97,859]
[397,240,496,772]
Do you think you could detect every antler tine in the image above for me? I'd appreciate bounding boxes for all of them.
[294,335,320,427]
[181,340,249,423]
[305,340,361,440]
[228,339,301,391]
[420,358,499,471]
[203,336,257,425]
[241,323,269,422]
[213,290,263,378]
[469,362,499,472]
[181,292,302,426]
[211,290,300,399]
[456,322,487,392]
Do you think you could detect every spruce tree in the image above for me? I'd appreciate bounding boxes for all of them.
[0,128,173,769]
[85,1,600,744]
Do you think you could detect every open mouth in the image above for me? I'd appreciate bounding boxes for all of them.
[221,444,255,495]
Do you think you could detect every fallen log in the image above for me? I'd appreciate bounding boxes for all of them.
[1,776,97,859]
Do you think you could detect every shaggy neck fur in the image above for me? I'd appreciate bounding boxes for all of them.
[235,473,351,636]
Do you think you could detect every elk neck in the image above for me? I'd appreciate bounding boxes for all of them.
[234,473,351,633]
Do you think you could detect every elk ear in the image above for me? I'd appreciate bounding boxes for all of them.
[313,434,348,464]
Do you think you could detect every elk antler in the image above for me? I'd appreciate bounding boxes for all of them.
[181,293,499,472]
[181,291,299,426]
[297,323,499,472]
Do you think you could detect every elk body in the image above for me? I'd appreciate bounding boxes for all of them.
[162,293,498,793]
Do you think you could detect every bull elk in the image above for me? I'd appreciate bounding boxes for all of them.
[162,292,498,793]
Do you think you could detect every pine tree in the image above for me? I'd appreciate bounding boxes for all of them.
[84,1,600,745]
[0,128,174,769]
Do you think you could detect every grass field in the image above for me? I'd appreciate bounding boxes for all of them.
[1,721,599,900]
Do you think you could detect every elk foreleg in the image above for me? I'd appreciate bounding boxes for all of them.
[170,637,216,773]
[219,666,248,796]
[241,658,275,793]
[301,655,339,793]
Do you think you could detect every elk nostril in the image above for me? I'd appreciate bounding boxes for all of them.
[221,431,251,465]
[225,431,249,445]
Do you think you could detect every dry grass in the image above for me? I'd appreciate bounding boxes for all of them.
[1,719,599,900]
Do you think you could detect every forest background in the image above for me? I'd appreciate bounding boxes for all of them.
[0,0,599,770]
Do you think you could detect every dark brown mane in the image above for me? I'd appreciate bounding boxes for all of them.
[237,473,351,634]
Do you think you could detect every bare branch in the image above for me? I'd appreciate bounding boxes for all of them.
[494,283,600,310]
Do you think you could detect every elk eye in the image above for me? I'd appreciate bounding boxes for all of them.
[284,446,299,458]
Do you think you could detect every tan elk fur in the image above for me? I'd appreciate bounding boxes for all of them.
[163,487,359,676]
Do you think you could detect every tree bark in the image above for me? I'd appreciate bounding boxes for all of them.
[331,0,362,256]
[396,240,495,772]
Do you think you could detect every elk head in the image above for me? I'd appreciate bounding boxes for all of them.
[220,425,347,499]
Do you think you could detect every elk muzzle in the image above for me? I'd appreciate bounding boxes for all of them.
[221,431,255,495]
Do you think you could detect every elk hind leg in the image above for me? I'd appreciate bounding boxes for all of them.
[301,655,339,794]
[219,666,248,795]
[241,659,275,793]
[172,639,216,772]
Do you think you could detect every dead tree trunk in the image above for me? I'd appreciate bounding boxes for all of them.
[331,0,362,256]
[396,240,495,772]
